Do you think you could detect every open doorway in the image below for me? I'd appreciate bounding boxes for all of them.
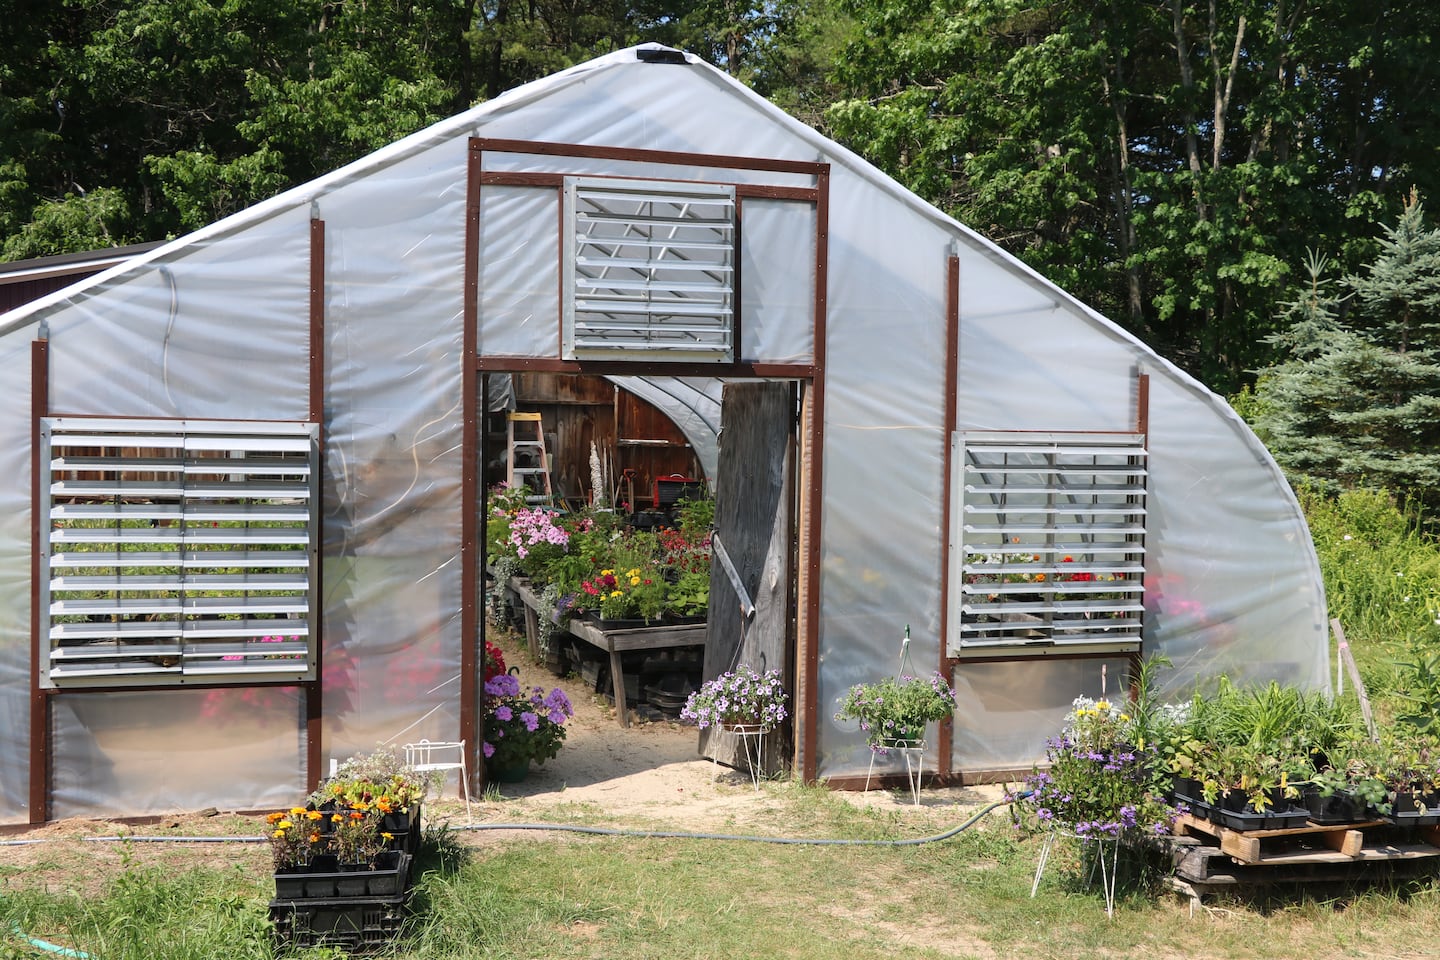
[479,372,801,780]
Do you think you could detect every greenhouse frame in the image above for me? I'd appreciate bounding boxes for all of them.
[0,45,1329,823]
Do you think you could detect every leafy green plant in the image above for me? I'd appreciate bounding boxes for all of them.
[482,672,574,770]
[834,672,957,748]
[1020,694,1178,838]
[1391,639,1440,733]
[667,570,710,617]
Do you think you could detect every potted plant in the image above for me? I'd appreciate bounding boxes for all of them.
[680,664,789,732]
[1377,731,1440,823]
[1020,694,1179,841]
[834,671,957,750]
[482,672,574,781]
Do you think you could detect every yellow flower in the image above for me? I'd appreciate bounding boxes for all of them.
[610,590,623,598]
[1119,713,1131,722]
[331,813,344,823]
[277,819,293,830]
[1095,700,1111,712]
[381,832,394,841]
[290,806,306,816]
[629,576,641,586]
[272,829,286,838]
[601,568,614,576]
[307,810,323,821]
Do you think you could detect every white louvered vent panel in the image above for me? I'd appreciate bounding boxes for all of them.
[563,177,736,362]
[40,417,319,687]
[952,432,1148,658]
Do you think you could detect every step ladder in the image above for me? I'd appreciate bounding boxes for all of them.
[506,412,553,505]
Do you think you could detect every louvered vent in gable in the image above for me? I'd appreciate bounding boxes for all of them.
[563,177,735,361]
[40,417,319,688]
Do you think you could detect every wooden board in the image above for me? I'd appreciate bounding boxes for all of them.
[1174,812,1440,866]
[701,383,794,773]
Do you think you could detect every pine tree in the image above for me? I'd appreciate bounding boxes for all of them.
[1254,194,1440,507]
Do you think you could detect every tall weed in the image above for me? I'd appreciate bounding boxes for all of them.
[1301,486,1440,703]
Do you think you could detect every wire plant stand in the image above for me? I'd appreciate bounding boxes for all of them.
[713,722,768,790]
[864,736,926,805]
[1030,827,1121,919]
[861,626,931,806]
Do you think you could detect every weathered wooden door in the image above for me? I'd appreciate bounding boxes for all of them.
[700,382,794,775]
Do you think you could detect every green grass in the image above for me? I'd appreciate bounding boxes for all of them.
[1301,486,1440,714]
[6,804,1440,959]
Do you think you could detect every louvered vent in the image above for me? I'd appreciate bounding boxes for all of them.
[563,177,735,361]
[952,432,1147,657]
[41,418,319,687]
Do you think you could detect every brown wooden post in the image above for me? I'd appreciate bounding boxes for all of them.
[30,335,49,824]
[937,250,960,781]
[701,383,794,773]
[799,165,829,784]
[304,216,327,794]
[462,140,483,793]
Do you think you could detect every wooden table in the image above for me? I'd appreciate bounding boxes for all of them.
[566,617,707,727]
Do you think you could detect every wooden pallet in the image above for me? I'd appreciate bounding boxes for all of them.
[1165,814,1440,885]
[1170,812,1430,865]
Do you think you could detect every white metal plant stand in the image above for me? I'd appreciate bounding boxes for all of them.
[865,737,926,806]
[1030,827,1120,919]
[713,722,767,790]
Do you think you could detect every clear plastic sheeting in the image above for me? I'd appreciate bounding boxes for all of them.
[0,336,32,817]
[607,377,724,479]
[51,688,305,819]
[479,186,562,358]
[0,45,1328,821]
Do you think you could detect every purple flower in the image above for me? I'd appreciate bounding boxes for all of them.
[483,741,495,758]
[521,711,540,732]
[495,705,513,721]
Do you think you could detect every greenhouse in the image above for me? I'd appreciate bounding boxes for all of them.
[0,45,1328,823]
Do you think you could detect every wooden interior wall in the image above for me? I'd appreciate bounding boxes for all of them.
[495,373,701,508]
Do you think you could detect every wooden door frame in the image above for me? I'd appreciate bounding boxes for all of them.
[464,139,829,787]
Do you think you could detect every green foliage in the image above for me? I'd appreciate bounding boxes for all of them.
[1256,196,1440,513]
[834,671,957,746]
[0,864,274,960]
[1300,486,1440,667]
[823,0,1440,392]
[1,187,133,260]
[1391,640,1440,734]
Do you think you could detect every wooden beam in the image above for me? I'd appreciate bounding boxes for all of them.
[306,216,326,794]
[30,335,49,824]
[462,139,484,793]
[937,252,960,780]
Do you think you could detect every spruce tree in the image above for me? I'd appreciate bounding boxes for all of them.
[1255,194,1440,507]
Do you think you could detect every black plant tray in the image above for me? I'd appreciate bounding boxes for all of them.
[269,893,408,955]
[1384,793,1440,827]
[1303,790,1370,826]
[1386,810,1440,827]
[274,852,412,900]
[1211,805,1310,831]
[383,803,422,857]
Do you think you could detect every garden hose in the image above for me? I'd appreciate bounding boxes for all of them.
[10,923,91,959]
[450,792,1026,847]
[3,793,1030,851]
[4,793,1028,958]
